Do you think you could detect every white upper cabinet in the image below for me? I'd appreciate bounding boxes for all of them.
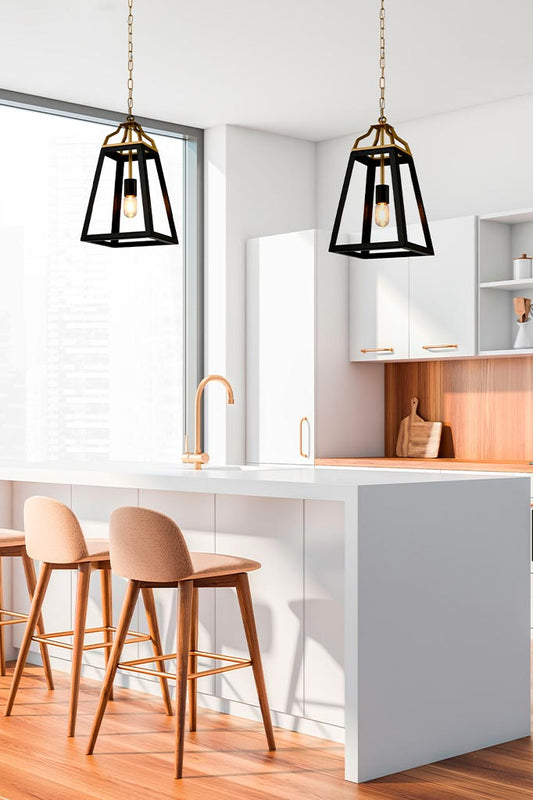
[349,258,409,360]
[409,216,477,359]
[349,215,477,361]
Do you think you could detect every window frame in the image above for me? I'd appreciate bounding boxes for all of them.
[0,87,203,459]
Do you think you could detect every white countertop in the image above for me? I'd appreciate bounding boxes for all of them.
[0,462,514,501]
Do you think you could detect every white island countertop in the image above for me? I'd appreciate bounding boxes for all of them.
[0,462,499,499]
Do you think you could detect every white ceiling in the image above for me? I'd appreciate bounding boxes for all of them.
[1,0,532,141]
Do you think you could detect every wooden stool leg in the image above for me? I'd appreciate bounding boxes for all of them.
[141,587,173,716]
[99,567,113,701]
[0,557,5,677]
[68,562,91,737]
[5,563,52,716]
[188,586,199,732]
[175,580,193,779]
[21,552,54,691]
[87,580,140,755]
[235,573,276,751]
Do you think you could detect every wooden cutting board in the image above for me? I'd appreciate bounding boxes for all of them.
[396,397,443,458]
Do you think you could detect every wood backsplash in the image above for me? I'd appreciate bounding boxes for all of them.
[385,357,533,461]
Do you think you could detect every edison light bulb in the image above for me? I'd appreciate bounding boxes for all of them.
[123,194,137,218]
[123,177,137,219]
[374,202,390,228]
[374,184,390,228]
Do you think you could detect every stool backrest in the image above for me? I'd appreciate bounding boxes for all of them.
[110,506,194,583]
[24,496,89,563]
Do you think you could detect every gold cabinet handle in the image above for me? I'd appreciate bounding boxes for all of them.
[422,344,458,350]
[299,417,310,459]
[360,347,394,353]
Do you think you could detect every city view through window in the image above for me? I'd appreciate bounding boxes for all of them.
[0,104,185,466]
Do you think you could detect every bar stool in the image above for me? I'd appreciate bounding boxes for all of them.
[4,496,172,736]
[87,506,276,778]
[0,529,54,688]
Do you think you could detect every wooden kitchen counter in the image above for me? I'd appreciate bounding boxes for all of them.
[315,457,533,472]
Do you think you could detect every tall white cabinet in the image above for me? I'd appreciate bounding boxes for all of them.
[246,229,384,464]
[247,231,315,464]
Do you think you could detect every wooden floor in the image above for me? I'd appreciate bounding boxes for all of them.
[0,657,532,800]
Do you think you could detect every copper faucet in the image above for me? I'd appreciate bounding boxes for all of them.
[182,375,235,469]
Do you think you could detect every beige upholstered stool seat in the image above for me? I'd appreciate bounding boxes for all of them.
[187,552,260,580]
[0,529,25,547]
[79,539,111,562]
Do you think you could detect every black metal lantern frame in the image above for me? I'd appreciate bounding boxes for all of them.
[81,120,178,248]
[329,122,433,259]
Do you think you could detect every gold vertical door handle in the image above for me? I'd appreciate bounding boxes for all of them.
[299,417,310,459]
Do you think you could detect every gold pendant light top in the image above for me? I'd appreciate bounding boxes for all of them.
[351,0,411,157]
[352,122,411,156]
[100,0,156,153]
[101,119,158,152]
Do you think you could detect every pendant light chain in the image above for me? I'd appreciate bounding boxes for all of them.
[127,0,134,120]
[378,0,386,123]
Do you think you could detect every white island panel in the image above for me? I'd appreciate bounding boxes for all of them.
[214,495,304,718]
[304,499,345,728]
[351,478,530,782]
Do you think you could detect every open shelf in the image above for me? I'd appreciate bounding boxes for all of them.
[480,278,533,291]
[479,348,533,357]
[479,210,533,353]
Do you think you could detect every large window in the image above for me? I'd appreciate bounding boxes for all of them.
[0,91,202,468]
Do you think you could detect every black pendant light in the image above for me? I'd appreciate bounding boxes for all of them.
[329,0,433,259]
[81,0,178,247]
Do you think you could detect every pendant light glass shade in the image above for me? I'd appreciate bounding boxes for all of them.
[81,0,178,248]
[329,0,433,260]
[81,120,178,247]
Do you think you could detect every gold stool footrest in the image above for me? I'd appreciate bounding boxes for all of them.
[32,625,151,653]
[118,649,253,681]
[0,609,29,627]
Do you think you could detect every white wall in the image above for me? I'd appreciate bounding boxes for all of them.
[317,92,533,231]
[204,125,316,464]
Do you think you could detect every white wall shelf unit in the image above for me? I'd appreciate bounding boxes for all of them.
[479,208,533,354]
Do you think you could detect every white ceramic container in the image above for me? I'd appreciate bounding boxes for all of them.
[513,253,532,280]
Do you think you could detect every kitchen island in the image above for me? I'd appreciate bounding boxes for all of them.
[0,466,529,783]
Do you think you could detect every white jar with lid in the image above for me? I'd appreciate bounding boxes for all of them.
[513,253,532,280]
